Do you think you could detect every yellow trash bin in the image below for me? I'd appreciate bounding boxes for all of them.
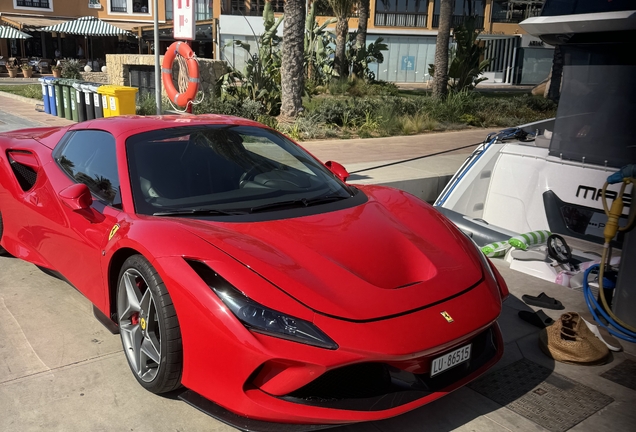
[97,85,138,117]
[97,85,111,118]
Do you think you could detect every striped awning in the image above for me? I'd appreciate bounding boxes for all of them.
[40,16,132,37]
[0,25,32,39]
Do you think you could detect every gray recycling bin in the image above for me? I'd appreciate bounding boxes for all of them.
[73,81,88,122]
[85,83,104,119]
[72,82,87,122]
[79,82,95,120]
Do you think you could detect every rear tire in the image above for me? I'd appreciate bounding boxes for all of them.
[116,255,182,393]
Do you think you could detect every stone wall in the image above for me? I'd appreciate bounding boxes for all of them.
[105,54,226,96]
[80,72,109,84]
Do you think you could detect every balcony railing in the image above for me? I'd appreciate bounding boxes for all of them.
[432,14,484,29]
[222,0,284,15]
[491,9,541,24]
[16,0,50,7]
[374,12,428,28]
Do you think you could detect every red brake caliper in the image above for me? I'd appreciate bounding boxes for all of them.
[131,278,144,326]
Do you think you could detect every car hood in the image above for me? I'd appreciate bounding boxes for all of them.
[175,186,483,320]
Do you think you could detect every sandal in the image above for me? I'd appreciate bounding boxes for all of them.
[518,309,555,329]
[522,292,564,310]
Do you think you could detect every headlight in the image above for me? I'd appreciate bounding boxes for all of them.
[187,260,337,349]
[213,285,338,350]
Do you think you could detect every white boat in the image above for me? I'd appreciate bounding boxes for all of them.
[434,3,636,286]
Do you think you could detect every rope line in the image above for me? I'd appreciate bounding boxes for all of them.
[349,142,481,174]
[167,53,205,113]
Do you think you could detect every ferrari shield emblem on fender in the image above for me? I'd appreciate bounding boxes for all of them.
[108,224,120,241]
[441,311,454,323]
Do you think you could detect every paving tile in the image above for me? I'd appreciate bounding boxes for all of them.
[600,359,636,391]
[469,359,613,432]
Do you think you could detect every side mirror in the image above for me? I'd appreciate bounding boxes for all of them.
[325,161,349,182]
[59,183,93,211]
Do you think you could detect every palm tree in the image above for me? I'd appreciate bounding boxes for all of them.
[281,0,306,117]
[432,0,453,99]
[353,0,371,78]
[328,0,356,78]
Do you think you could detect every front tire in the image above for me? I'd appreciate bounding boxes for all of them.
[117,255,182,393]
[0,211,10,256]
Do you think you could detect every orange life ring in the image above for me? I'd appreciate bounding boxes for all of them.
[162,41,199,107]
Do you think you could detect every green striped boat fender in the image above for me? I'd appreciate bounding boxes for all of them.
[481,240,511,258]
[508,230,552,250]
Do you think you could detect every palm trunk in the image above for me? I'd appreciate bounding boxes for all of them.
[335,17,349,78]
[356,0,370,49]
[432,0,452,99]
[281,0,306,118]
[353,0,370,78]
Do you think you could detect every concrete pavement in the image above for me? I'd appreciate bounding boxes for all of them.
[1,92,635,432]
[302,130,484,202]
[0,93,75,131]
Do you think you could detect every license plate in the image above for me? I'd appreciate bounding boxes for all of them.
[430,344,471,377]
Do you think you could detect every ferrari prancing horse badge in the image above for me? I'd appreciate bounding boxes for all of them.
[109,224,120,241]
[441,311,454,323]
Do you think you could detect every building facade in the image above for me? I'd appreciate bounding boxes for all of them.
[0,0,168,58]
[219,0,551,84]
[1,0,552,84]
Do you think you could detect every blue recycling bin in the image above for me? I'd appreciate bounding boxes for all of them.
[39,77,51,114]
[45,77,58,116]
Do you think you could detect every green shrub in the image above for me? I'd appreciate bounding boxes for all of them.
[459,113,481,127]
[328,79,351,96]
[61,59,82,79]
[257,115,278,129]
[136,93,157,115]
[193,97,263,120]
[279,114,327,140]
[400,113,439,134]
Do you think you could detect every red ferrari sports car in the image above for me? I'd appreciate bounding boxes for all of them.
[0,115,507,430]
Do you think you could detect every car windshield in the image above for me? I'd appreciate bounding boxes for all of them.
[126,125,354,216]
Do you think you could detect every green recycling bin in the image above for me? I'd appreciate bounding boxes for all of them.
[72,82,87,122]
[58,79,73,121]
[67,79,80,122]
[54,79,64,119]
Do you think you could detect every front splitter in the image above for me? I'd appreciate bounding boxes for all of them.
[179,390,342,432]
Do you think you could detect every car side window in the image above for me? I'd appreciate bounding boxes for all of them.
[55,130,121,207]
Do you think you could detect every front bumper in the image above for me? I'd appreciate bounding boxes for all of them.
[180,324,502,431]
[154,256,503,426]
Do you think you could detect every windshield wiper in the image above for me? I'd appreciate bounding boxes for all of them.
[153,208,247,216]
[249,195,349,213]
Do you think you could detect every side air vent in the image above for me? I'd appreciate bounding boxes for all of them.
[8,152,38,191]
